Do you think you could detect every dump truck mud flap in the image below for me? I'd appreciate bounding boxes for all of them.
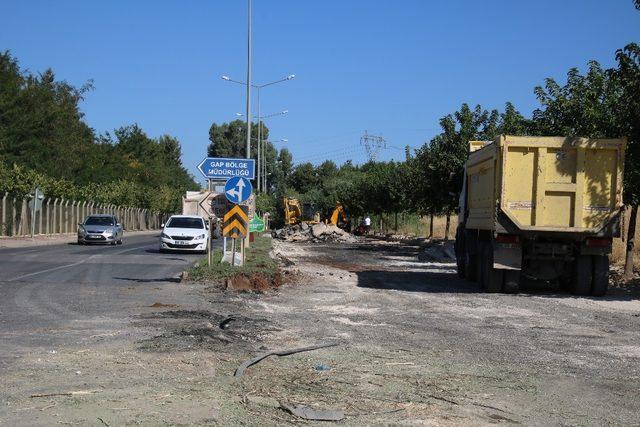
[493,243,522,270]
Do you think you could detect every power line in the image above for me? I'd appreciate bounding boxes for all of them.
[360,130,386,162]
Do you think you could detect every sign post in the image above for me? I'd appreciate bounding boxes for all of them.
[222,205,249,266]
[198,157,256,181]
[198,157,256,268]
[249,216,265,233]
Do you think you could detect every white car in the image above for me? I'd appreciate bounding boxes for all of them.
[159,215,208,254]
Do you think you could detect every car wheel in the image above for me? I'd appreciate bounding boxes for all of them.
[77,240,84,245]
[117,239,123,245]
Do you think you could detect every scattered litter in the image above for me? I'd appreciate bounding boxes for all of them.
[149,302,179,308]
[75,370,82,375]
[234,343,339,377]
[47,350,56,354]
[314,363,331,372]
[219,316,237,330]
[280,403,345,421]
[272,223,357,244]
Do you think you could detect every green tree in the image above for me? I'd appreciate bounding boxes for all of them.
[614,43,640,276]
[0,51,197,213]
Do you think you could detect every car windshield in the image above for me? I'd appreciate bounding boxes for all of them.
[84,216,114,226]
[167,217,204,229]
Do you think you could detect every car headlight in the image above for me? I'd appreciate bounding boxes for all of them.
[161,232,170,239]
[196,234,205,240]
[78,226,86,235]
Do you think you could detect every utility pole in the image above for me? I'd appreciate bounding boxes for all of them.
[245,0,252,159]
[360,130,386,162]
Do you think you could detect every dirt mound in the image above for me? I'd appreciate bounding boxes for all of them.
[272,223,357,243]
[225,273,281,292]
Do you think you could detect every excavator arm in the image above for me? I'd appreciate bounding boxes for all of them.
[329,202,348,227]
[283,197,303,225]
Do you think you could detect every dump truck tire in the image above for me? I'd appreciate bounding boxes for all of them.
[482,242,504,293]
[455,229,466,279]
[503,270,520,293]
[591,255,609,297]
[573,255,593,296]
[464,231,478,282]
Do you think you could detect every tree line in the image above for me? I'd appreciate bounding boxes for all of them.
[0,51,198,212]
[208,42,639,273]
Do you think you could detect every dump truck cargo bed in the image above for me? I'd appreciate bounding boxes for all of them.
[465,135,625,235]
[456,135,626,297]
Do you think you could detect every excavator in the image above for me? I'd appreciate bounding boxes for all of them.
[328,202,350,231]
[283,198,320,225]
[283,198,350,231]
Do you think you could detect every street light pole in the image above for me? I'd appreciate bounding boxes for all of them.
[221,72,294,180]
[245,0,252,159]
[257,87,261,191]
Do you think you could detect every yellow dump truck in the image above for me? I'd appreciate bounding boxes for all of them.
[455,135,626,296]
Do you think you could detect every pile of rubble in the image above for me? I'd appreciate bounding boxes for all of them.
[272,223,357,243]
[417,240,456,262]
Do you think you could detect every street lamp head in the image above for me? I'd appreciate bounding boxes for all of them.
[286,74,296,80]
[281,110,289,115]
[221,75,230,81]
[236,112,244,117]
[281,139,288,143]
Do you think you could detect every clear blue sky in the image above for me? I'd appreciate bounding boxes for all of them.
[2,1,639,184]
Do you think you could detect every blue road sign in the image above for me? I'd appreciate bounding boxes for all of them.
[224,177,253,204]
[197,157,256,180]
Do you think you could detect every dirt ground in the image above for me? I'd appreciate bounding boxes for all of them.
[2,236,640,425]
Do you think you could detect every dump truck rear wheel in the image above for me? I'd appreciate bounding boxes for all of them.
[482,242,503,293]
[591,255,609,297]
[573,255,593,296]
[503,270,520,293]
[455,229,466,279]
[464,232,478,282]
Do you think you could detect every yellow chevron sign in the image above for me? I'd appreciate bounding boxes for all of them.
[223,205,248,238]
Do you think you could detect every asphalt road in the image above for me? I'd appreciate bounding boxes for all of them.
[0,232,220,361]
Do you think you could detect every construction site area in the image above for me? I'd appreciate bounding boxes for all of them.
[2,2,640,426]
[2,230,640,425]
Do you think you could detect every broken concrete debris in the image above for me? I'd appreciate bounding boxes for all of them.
[272,223,357,243]
[417,240,456,262]
[280,403,345,421]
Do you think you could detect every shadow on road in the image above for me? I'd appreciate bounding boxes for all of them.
[356,270,478,293]
[356,269,640,301]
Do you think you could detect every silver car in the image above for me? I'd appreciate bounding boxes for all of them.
[78,215,123,245]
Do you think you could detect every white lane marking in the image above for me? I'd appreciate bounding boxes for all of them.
[113,243,156,255]
[7,242,158,281]
[8,257,98,281]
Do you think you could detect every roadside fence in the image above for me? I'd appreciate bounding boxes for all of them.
[0,193,165,237]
